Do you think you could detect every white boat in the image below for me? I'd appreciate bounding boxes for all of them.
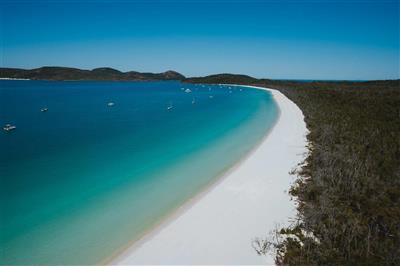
[192,97,196,104]
[167,102,174,110]
[3,124,16,131]
[184,88,192,93]
[107,102,115,107]
[41,107,48,112]
[209,95,214,99]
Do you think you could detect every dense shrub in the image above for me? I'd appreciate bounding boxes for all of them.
[256,80,400,265]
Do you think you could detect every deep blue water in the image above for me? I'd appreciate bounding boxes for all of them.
[0,80,278,264]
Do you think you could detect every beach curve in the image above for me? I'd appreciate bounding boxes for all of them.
[110,86,308,265]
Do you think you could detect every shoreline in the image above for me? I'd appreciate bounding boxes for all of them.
[110,85,308,265]
[104,86,281,264]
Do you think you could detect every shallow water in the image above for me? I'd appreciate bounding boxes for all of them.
[0,80,278,264]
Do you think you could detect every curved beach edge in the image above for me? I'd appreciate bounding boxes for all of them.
[110,85,308,265]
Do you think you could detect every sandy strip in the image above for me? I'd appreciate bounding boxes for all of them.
[110,86,308,265]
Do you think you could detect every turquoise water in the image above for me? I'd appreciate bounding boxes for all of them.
[0,80,278,264]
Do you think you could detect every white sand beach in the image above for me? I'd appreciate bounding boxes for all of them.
[111,86,308,265]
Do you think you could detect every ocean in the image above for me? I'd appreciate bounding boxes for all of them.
[0,80,278,264]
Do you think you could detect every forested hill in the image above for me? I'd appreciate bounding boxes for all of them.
[185,73,263,84]
[0,67,185,81]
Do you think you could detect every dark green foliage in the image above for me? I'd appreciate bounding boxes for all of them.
[185,73,261,84]
[0,67,185,81]
[265,81,400,265]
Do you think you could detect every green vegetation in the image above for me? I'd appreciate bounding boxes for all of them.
[187,75,400,265]
[185,73,260,84]
[259,80,400,265]
[0,67,185,81]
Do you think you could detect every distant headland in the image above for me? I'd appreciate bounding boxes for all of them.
[2,67,398,85]
[0,67,283,84]
[0,67,185,81]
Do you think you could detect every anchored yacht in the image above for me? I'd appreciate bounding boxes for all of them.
[167,102,174,110]
[3,124,16,132]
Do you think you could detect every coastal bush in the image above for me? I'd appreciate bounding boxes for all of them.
[257,80,400,265]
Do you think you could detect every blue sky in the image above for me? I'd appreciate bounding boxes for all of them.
[1,0,399,80]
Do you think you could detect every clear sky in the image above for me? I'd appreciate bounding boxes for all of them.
[1,0,399,80]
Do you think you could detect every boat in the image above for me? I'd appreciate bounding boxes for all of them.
[41,107,48,112]
[209,95,214,99]
[107,102,115,107]
[192,97,196,104]
[3,124,16,131]
[184,88,192,93]
[167,102,174,110]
